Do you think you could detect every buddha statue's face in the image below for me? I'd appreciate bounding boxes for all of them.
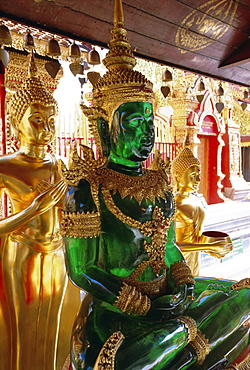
[179,165,201,192]
[19,103,56,145]
[110,101,154,163]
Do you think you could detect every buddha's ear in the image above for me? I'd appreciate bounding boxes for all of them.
[97,117,110,158]
[9,115,19,141]
[9,115,18,130]
[173,174,180,192]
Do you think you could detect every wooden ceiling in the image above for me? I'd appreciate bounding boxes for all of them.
[1,0,250,87]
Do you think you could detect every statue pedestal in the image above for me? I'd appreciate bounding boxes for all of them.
[224,175,250,201]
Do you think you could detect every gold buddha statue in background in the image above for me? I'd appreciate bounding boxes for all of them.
[0,52,80,370]
[172,137,233,276]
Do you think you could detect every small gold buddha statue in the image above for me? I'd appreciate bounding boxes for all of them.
[0,52,80,370]
[172,136,233,276]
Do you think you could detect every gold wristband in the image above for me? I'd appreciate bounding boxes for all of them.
[93,331,125,370]
[225,353,250,369]
[178,315,197,343]
[231,278,250,291]
[170,261,195,286]
[189,330,210,365]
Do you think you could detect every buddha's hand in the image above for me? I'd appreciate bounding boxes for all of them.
[207,239,233,258]
[36,179,55,194]
[32,180,67,214]
[149,283,194,320]
[114,283,151,316]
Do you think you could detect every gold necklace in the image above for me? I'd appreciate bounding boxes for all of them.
[98,167,170,204]
[102,186,174,276]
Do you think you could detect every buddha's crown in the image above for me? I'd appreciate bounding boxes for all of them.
[171,135,200,179]
[89,0,154,124]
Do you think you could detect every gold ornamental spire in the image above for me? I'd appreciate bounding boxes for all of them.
[28,50,38,78]
[114,0,124,24]
[103,0,136,71]
[9,50,58,128]
[83,0,154,124]
[184,132,191,148]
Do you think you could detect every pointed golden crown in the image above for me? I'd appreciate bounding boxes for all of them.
[9,51,58,128]
[171,134,200,179]
[90,0,154,123]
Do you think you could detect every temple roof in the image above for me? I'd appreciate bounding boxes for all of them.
[1,0,250,87]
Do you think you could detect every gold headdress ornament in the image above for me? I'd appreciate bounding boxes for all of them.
[171,133,200,180]
[81,0,154,153]
[9,51,58,129]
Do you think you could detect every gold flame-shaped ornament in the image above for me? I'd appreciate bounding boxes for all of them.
[9,51,58,127]
[93,0,154,122]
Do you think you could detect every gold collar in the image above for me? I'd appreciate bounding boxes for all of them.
[97,167,170,204]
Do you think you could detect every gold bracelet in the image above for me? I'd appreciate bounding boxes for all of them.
[170,261,195,286]
[140,294,151,316]
[178,316,197,343]
[114,284,134,312]
[226,352,250,370]
[231,278,250,291]
[93,331,125,370]
[189,330,210,365]
[127,289,141,314]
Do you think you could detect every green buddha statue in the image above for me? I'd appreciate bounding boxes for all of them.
[59,1,250,369]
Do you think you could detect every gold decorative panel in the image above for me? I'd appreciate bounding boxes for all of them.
[175,0,238,54]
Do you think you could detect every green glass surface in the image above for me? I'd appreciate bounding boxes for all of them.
[63,101,250,370]
[108,101,154,175]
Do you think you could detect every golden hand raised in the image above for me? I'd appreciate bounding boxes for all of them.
[0,180,67,237]
[32,179,67,214]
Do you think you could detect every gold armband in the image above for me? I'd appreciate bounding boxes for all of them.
[189,330,210,365]
[170,261,195,286]
[60,211,101,238]
[231,278,250,291]
[178,315,197,343]
[114,283,151,316]
[93,331,125,370]
[226,353,250,369]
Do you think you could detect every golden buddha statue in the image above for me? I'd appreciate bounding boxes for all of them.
[172,139,233,276]
[0,52,80,370]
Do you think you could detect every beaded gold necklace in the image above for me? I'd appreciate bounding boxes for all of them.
[102,185,174,276]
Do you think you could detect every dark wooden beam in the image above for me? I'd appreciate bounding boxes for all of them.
[219,38,250,68]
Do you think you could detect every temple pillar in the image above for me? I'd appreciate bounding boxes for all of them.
[0,61,8,218]
[168,73,199,155]
[0,62,6,155]
[222,96,250,201]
